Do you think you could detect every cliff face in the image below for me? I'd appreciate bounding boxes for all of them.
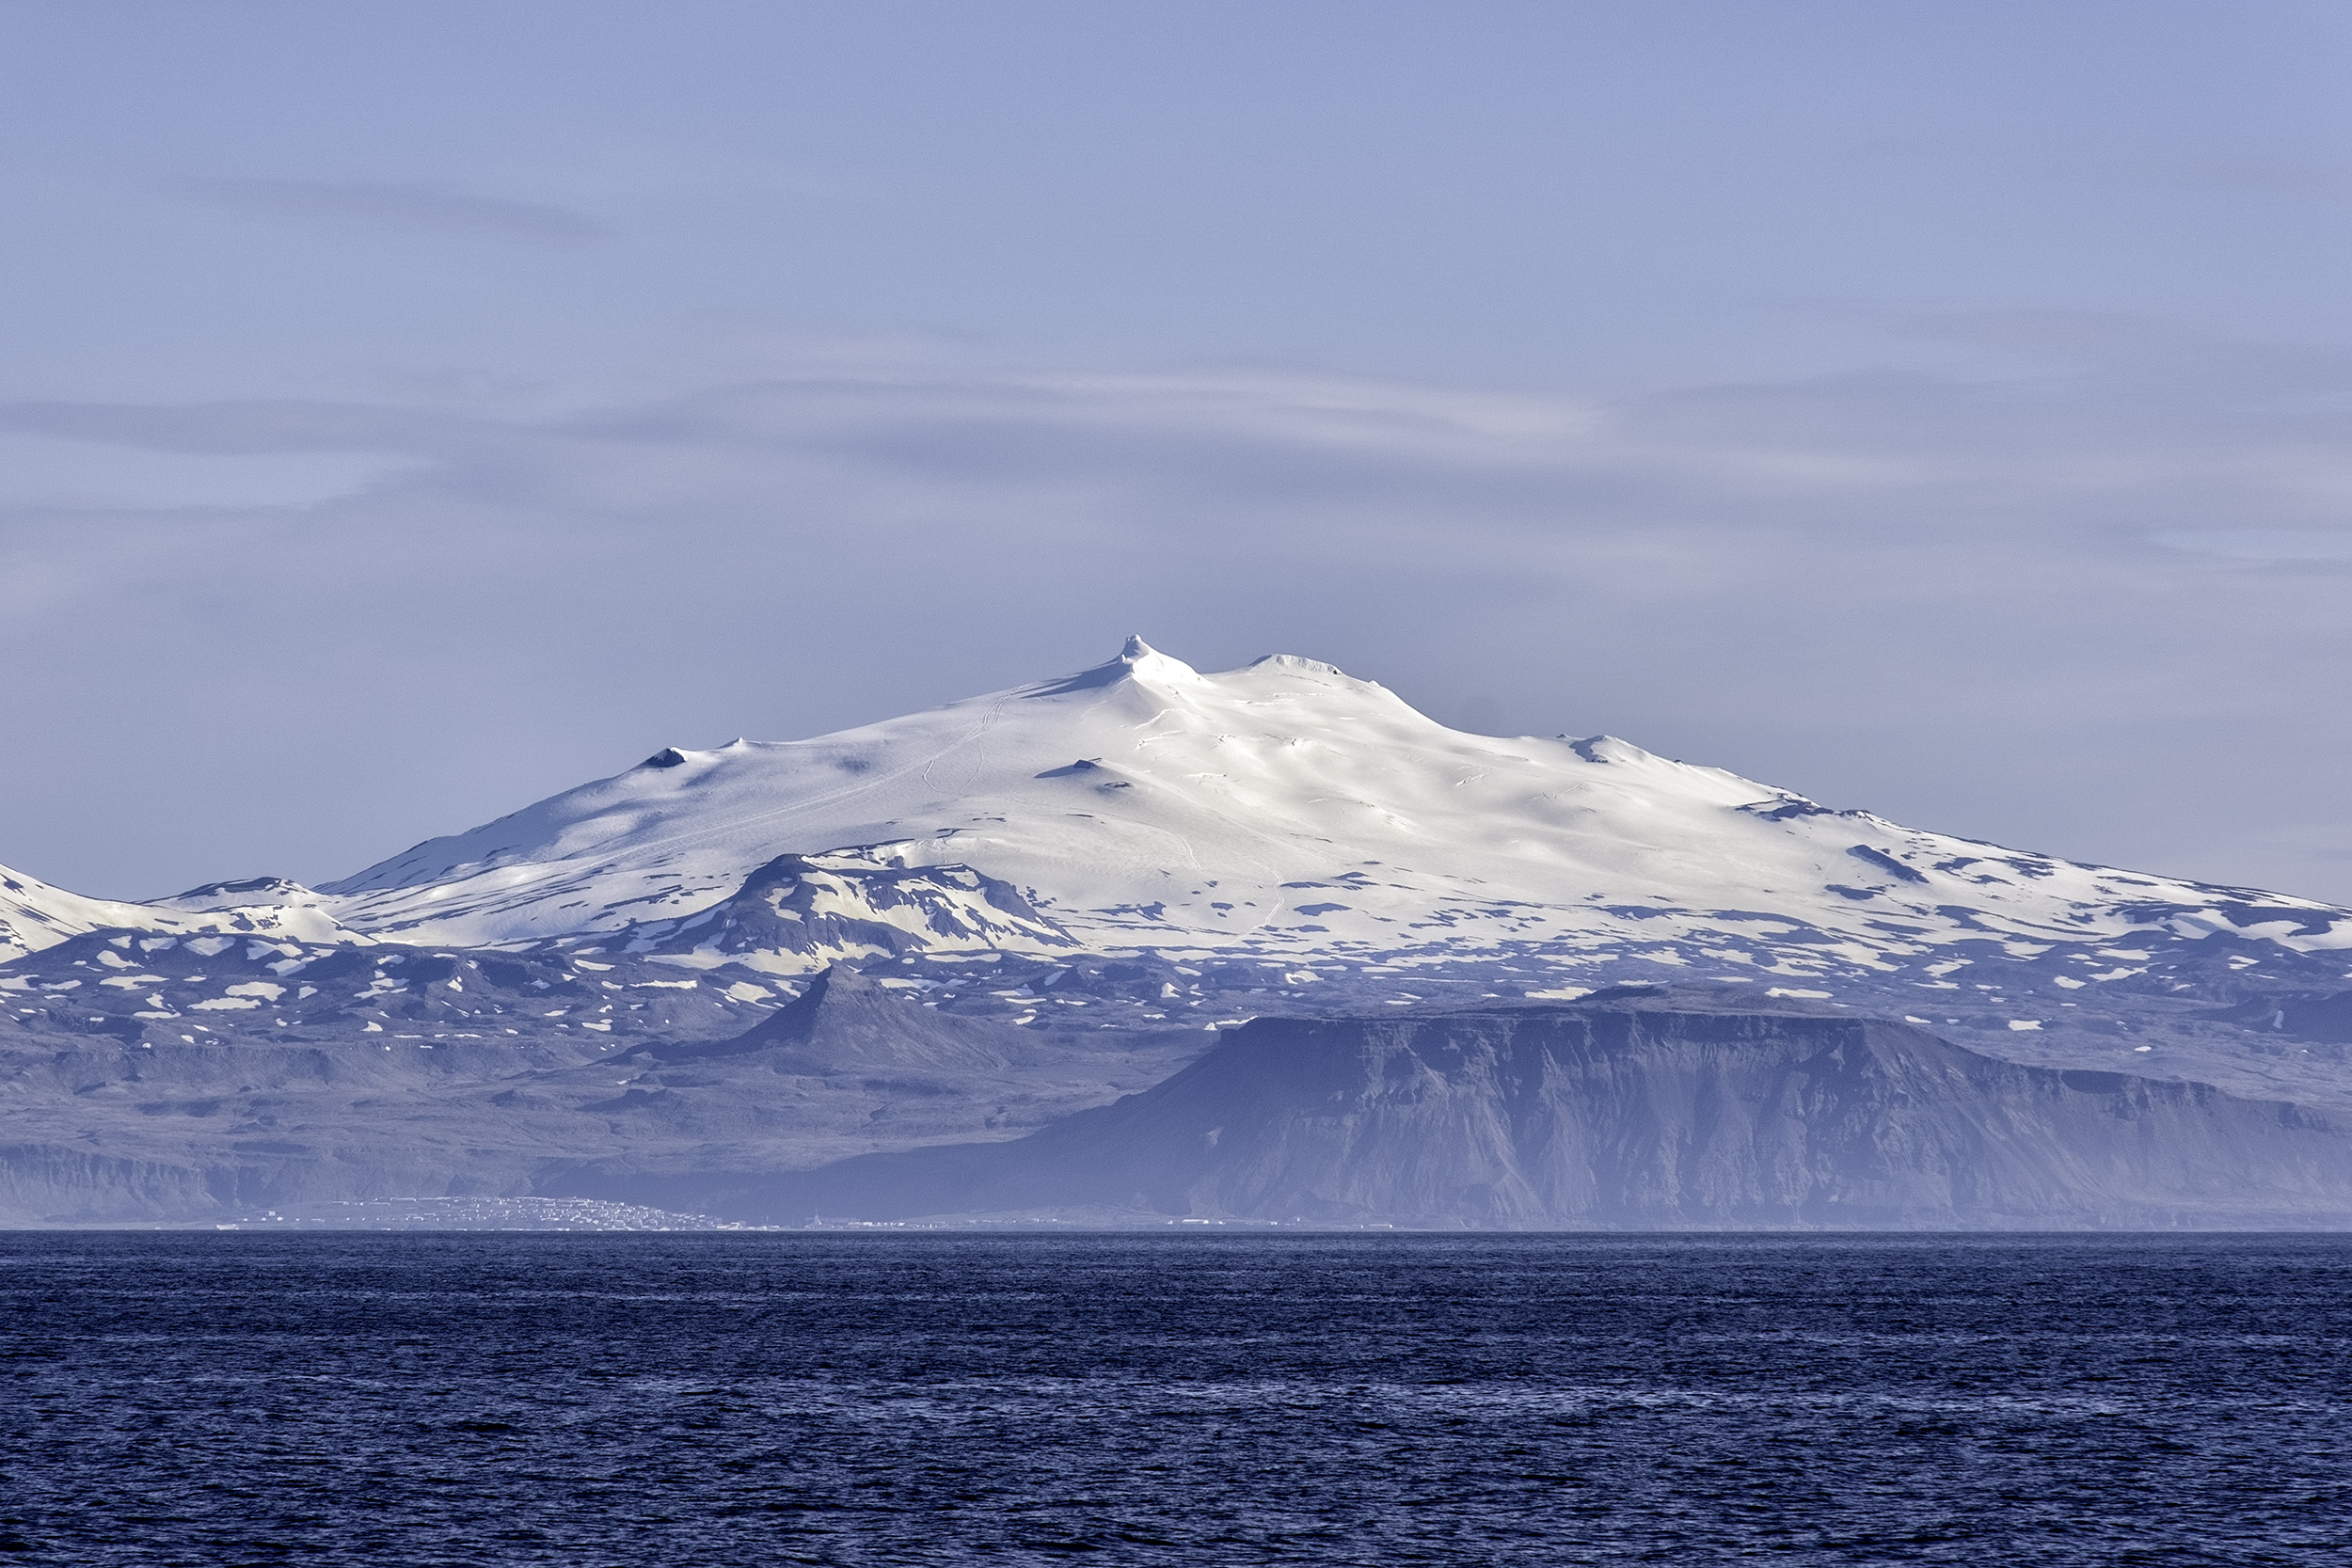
[0,964,1200,1225]
[711,991,2352,1227]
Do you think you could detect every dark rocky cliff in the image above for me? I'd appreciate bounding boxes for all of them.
[684,989,2352,1227]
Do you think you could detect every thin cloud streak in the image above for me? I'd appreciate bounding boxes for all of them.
[175,178,612,245]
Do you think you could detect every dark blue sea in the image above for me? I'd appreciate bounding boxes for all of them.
[3,1234,2347,1565]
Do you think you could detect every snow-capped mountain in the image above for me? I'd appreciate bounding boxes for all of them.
[311,637,2349,980]
[0,863,359,963]
[10,637,2352,1226]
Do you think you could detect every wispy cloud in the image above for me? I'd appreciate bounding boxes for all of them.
[3,322,2350,903]
[0,397,475,455]
[176,177,612,245]
[2154,528,2352,561]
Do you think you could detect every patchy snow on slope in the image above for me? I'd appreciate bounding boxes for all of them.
[310,638,2352,972]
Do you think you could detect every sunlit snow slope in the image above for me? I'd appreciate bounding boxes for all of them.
[1,863,358,963]
[314,639,2352,972]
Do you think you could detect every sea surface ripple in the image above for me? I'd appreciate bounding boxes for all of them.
[3,1233,2347,1564]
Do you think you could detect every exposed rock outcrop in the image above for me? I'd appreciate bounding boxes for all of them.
[595,850,1080,974]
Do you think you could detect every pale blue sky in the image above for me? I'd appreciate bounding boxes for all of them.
[5,1,2352,902]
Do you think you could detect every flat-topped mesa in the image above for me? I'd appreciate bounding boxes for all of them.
[709,997,2352,1227]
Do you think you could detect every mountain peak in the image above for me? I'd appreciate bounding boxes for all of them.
[1029,635,1202,697]
[676,960,1017,1073]
[1117,634,1200,685]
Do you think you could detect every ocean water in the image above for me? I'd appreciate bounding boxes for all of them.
[3,1234,2347,1565]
